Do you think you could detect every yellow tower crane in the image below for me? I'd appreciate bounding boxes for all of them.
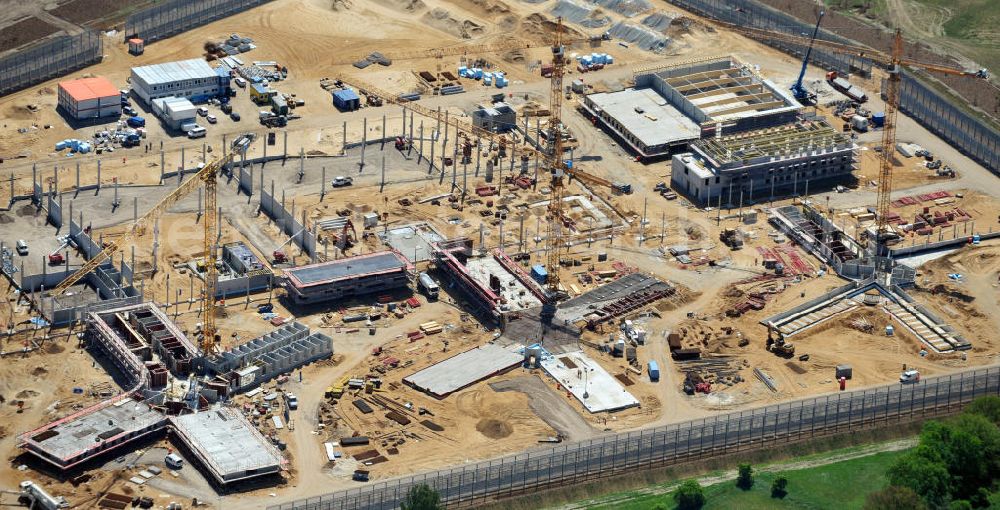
[708,20,989,274]
[50,134,256,354]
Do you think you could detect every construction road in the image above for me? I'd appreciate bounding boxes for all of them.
[267,365,1000,510]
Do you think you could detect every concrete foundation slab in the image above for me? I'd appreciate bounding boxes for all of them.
[403,343,524,398]
[540,350,639,413]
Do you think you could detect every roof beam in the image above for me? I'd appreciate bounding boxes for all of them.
[710,100,786,117]
[664,68,739,85]
[687,82,764,100]
[674,75,751,93]
[696,92,776,110]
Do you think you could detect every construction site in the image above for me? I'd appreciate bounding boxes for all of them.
[0,0,998,509]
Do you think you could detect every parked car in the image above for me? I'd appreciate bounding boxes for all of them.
[187,126,207,139]
[15,240,28,256]
[230,112,241,122]
[234,77,247,88]
[122,106,136,116]
[331,176,354,187]
[900,369,920,384]
[165,453,184,469]
[285,393,298,410]
[197,107,209,117]
[206,114,217,124]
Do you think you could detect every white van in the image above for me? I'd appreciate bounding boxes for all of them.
[187,126,207,139]
[165,453,183,469]
[15,240,28,256]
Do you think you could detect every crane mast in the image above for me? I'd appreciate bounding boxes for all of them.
[202,164,219,354]
[874,30,903,272]
[545,17,568,300]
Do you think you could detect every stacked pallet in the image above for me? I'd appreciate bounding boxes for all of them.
[420,321,443,335]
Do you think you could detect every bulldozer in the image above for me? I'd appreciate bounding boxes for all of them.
[765,325,795,358]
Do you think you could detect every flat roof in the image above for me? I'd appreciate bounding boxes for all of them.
[586,88,701,147]
[466,257,543,311]
[404,343,524,398]
[541,350,640,413]
[284,251,410,289]
[378,223,444,263]
[170,407,284,484]
[23,398,166,463]
[132,58,217,86]
[59,77,119,101]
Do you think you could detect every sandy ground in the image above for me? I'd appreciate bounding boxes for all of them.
[1,0,999,507]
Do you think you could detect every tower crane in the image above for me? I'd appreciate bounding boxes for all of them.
[50,134,256,354]
[329,18,615,307]
[710,20,988,275]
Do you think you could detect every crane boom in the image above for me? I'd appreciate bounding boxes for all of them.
[51,157,232,296]
[790,9,825,102]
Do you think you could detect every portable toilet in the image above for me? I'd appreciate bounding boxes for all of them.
[605,54,614,64]
[483,73,493,86]
[871,112,886,128]
[458,66,468,77]
[474,68,484,79]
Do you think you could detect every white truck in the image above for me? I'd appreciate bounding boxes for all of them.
[418,272,440,300]
[18,481,67,510]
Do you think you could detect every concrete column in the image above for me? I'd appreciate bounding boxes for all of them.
[401,106,406,137]
[408,110,414,156]
[180,147,185,174]
[75,163,80,196]
[202,143,207,163]
[133,197,138,224]
[380,152,386,193]
[298,148,305,183]
[381,114,387,150]
[429,126,436,174]
[284,131,288,158]
[31,164,36,203]
[476,137,481,177]
[452,143,458,190]
[418,122,424,164]
[53,166,58,195]
[342,121,347,155]
[321,167,326,200]
[197,187,203,220]
[223,134,227,159]
[263,136,268,160]
[360,117,367,170]
[152,219,159,273]
[159,151,164,184]
[442,111,449,156]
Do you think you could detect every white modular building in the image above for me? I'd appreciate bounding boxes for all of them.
[130,58,224,105]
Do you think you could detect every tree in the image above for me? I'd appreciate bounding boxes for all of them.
[400,484,441,510]
[863,486,928,510]
[770,476,788,499]
[965,396,1000,424]
[736,463,754,490]
[947,500,973,510]
[673,480,706,510]
[886,451,951,507]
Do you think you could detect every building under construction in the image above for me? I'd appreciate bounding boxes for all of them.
[280,251,413,305]
[671,118,857,205]
[581,55,803,158]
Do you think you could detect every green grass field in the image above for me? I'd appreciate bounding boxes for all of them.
[581,448,908,510]
[824,0,1000,72]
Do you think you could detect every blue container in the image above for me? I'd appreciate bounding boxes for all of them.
[332,89,361,112]
[530,264,547,284]
[473,68,483,79]
[871,112,886,127]
[458,66,468,77]
[605,54,614,64]
[483,73,493,86]
[648,360,660,382]
[581,56,593,67]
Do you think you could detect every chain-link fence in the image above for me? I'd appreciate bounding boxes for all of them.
[269,366,1000,510]
[665,0,873,77]
[0,29,102,96]
[125,0,275,43]
[891,72,1000,174]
